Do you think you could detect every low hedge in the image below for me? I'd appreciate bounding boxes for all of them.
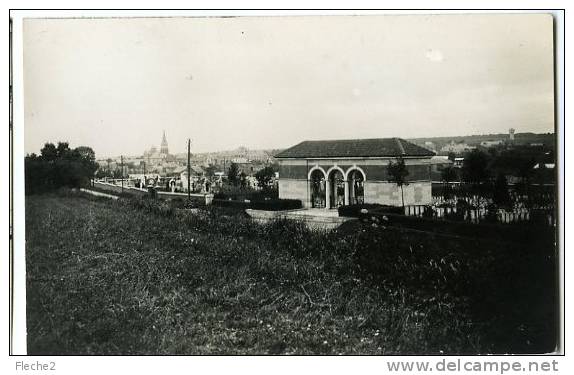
[338,203,404,217]
[212,198,302,211]
[250,199,302,211]
[212,199,251,210]
[213,186,278,201]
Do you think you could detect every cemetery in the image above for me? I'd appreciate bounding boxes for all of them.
[22,138,558,355]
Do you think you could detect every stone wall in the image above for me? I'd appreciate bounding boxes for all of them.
[279,178,431,208]
[278,179,309,206]
[93,181,147,197]
[364,181,431,206]
[92,181,214,205]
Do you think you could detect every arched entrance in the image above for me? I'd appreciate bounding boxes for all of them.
[328,169,345,208]
[347,169,365,205]
[309,169,326,208]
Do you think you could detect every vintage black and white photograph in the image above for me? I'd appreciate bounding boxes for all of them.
[20,13,559,355]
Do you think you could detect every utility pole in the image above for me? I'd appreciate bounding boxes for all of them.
[120,155,124,193]
[187,139,191,201]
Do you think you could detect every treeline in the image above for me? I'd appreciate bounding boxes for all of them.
[25,142,98,194]
[443,148,553,185]
[437,149,555,209]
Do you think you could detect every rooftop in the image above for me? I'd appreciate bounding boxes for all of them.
[274,138,434,159]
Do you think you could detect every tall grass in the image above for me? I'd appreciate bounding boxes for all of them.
[25,191,557,354]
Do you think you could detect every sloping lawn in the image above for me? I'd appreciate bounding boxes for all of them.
[25,192,557,354]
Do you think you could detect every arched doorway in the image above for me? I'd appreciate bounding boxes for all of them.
[328,169,345,208]
[348,169,365,205]
[309,169,326,208]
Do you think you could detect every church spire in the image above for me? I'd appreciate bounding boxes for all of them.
[160,130,169,156]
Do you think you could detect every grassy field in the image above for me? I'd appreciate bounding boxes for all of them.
[26,191,557,354]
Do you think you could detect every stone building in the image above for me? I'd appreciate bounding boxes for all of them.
[274,138,435,208]
[160,130,169,157]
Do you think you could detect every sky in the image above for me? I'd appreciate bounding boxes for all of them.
[23,14,555,157]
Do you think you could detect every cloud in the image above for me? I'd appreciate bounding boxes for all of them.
[425,49,444,62]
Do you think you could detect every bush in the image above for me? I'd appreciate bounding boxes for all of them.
[168,197,199,209]
[212,199,251,210]
[250,199,301,211]
[339,204,405,218]
[338,204,384,217]
[213,185,256,200]
[212,198,302,211]
[25,142,98,194]
[264,218,314,258]
[366,205,404,216]
[351,225,471,294]
[213,184,278,201]
[119,195,175,217]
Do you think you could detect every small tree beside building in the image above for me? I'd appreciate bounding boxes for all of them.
[387,157,409,209]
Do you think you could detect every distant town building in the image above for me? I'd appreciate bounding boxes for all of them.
[160,130,169,157]
[231,157,249,164]
[275,138,435,208]
[440,141,475,154]
[509,128,515,142]
[480,140,504,148]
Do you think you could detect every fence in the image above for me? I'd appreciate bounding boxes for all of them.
[404,204,556,226]
[425,182,557,226]
[431,182,556,208]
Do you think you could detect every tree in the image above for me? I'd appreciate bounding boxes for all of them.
[227,162,240,186]
[447,152,456,162]
[40,143,58,161]
[493,173,511,208]
[441,165,458,199]
[25,142,99,194]
[255,166,275,189]
[112,167,123,179]
[516,157,536,184]
[535,162,549,186]
[387,157,409,208]
[239,171,248,188]
[56,142,70,157]
[461,149,491,186]
[74,146,98,182]
[441,165,457,184]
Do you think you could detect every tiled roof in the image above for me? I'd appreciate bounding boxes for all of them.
[274,138,434,159]
[174,165,205,175]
